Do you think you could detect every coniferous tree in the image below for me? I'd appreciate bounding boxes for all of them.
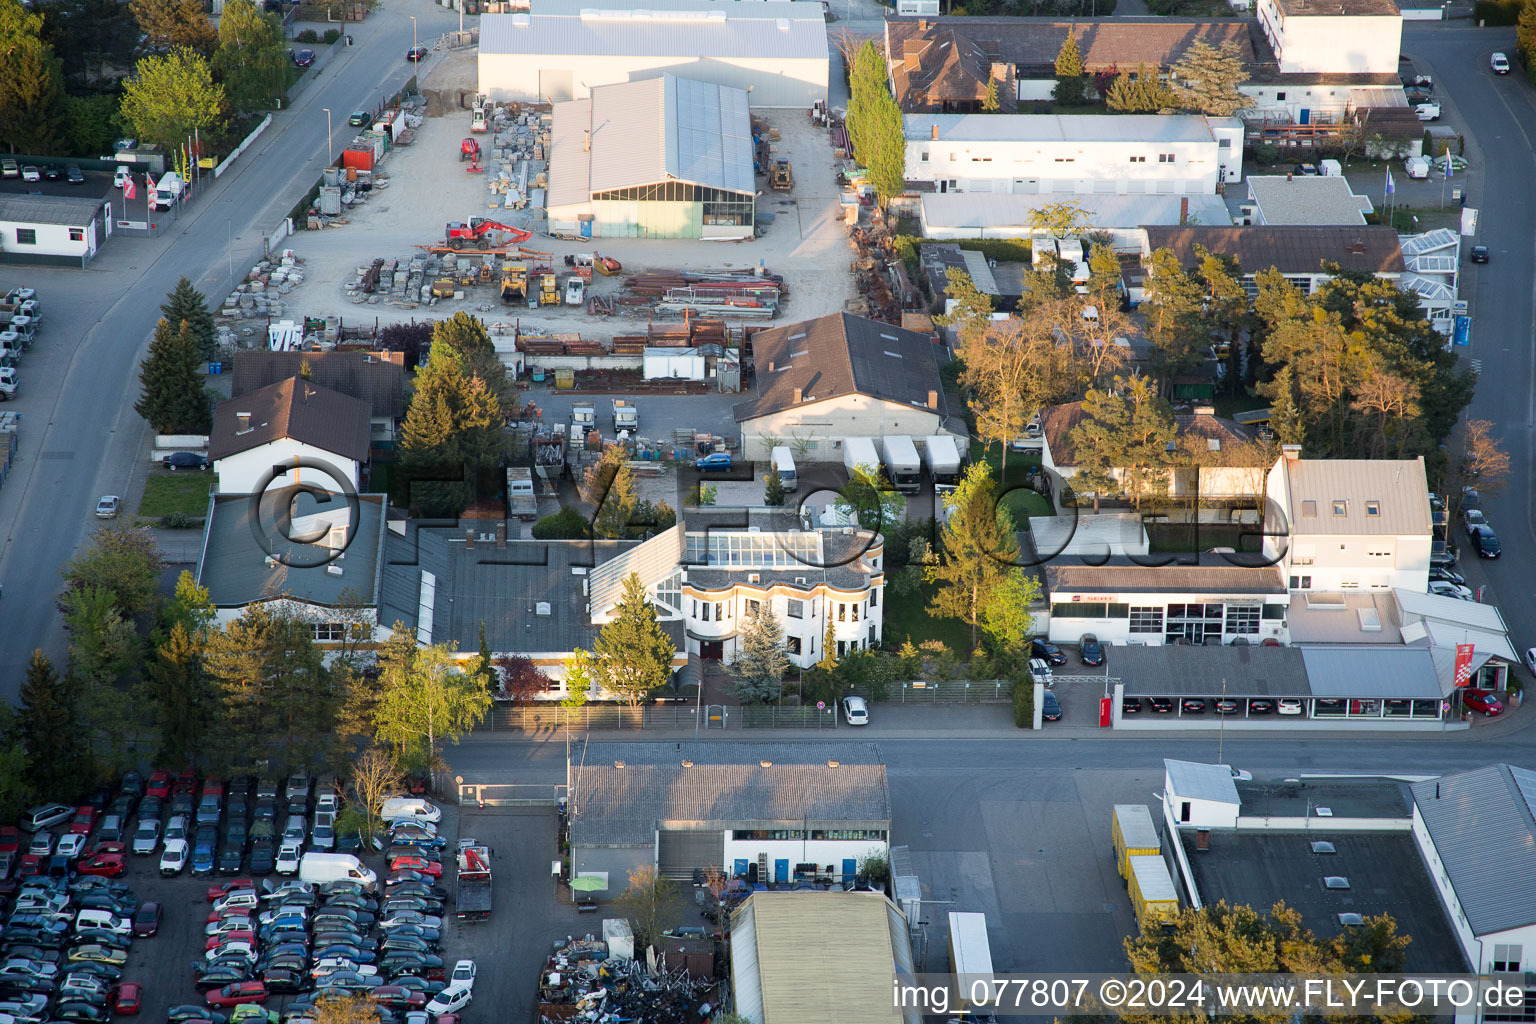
[1053,36,1086,105]
[18,650,87,797]
[160,276,217,360]
[926,463,1018,650]
[146,621,214,769]
[135,317,212,434]
[1168,40,1254,116]
[397,341,507,518]
[728,605,789,704]
[593,574,676,709]
[1070,375,1176,511]
[764,465,786,507]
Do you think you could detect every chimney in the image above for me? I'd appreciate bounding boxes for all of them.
[583,129,590,153]
[1286,171,1293,182]
[918,17,928,29]
[1282,444,1302,462]
[495,521,506,549]
[792,387,803,404]
[927,389,938,409]
[1349,240,1366,255]
[1180,196,1189,225]
[1196,829,1211,852]
[465,528,475,550]
[930,123,939,141]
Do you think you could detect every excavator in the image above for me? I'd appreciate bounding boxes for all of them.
[444,218,533,249]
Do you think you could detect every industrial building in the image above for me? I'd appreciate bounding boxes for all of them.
[478,0,830,107]
[547,74,755,241]
[568,743,892,894]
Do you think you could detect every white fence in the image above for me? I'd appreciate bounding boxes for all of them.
[214,115,273,179]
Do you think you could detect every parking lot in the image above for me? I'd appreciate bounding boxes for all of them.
[0,166,116,208]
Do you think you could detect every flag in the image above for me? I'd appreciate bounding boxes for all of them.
[1453,643,1476,688]
[123,176,135,200]
[1385,167,1395,196]
[1443,146,1453,176]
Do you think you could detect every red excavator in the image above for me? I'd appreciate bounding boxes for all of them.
[445,218,533,248]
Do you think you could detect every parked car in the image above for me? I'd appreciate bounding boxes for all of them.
[132,901,161,937]
[19,166,39,183]
[696,453,732,472]
[840,695,868,726]
[1429,580,1474,601]
[1029,639,1067,666]
[1277,698,1304,715]
[1078,634,1104,667]
[1463,688,1504,716]
[275,843,302,876]
[348,111,370,127]
[1248,699,1276,715]
[1147,697,1173,713]
[160,840,189,877]
[94,496,120,519]
[291,49,314,67]
[406,46,428,61]
[1470,526,1501,559]
[1213,699,1240,715]
[1180,698,1207,714]
[1121,697,1140,714]
[1470,245,1490,264]
[162,451,209,471]
[1429,566,1467,587]
[109,981,142,1014]
[55,834,86,859]
[205,981,268,1007]
[1041,690,1061,722]
[66,166,85,185]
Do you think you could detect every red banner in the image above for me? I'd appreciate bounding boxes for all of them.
[1453,643,1476,688]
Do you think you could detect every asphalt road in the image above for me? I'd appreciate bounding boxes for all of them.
[1399,23,1535,656]
[0,2,466,695]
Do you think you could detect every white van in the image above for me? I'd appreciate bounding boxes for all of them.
[770,447,797,492]
[150,171,184,210]
[299,852,377,890]
[380,797,441,825]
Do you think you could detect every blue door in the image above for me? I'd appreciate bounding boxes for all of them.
[579,219,592,239]
[1298,109,1310,125]
[734,859,749,879]
[774,859,789,884]
[842,858,857,882]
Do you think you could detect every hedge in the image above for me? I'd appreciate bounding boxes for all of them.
[1474,0,1521,23]
[1012,674,1035,727]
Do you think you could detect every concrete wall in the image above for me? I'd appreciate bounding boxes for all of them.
[214,439,359,495]
[1257,0,1402,74]
[479,53,828,107]
[740,396,943,463]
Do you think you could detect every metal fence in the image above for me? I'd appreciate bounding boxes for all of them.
[739,705,839,728]
[456,782,566,807]
[890,679,1013,703]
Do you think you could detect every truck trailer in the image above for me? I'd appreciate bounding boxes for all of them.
[842,437,881,478]
[948,912,994,1012]
[455,841,492,922]
[924,435,962,485]
[880,435,922,494]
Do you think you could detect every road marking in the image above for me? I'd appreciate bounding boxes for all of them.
[1469,359,1482,374]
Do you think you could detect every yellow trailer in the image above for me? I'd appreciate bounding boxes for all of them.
[1127,854,1179,934]
[1112,805,1161,881]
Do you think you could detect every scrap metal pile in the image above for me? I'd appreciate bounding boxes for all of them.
[620,269,786,319]
[537,937,718,1024]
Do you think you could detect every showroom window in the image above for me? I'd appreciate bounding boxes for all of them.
[1129,607,1163,633]
[1225,605,1260,635]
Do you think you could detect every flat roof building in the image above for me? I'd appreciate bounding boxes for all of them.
[1242,174,1375,225]
[478,0,829,107]
[0,195,111,267]
[547,74,756,240]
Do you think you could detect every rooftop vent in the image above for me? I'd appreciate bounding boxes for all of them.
[1323,876,1350,890]
[1316,806,1333,816]
[879,333,899,341]
[326,565,343,576]
[535,602,552,616]
[1310,841,1336,854]
[790,349,809,358]
[759,760,772,768]
[883,350,902,359]
[788,332,807,342]
[1338,913,1364,926]
[681,760,693,768]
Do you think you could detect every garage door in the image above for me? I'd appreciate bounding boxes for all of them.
[657,830,723,880]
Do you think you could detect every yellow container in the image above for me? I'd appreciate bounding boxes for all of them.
[1127,855,1179,933]
[1112,805,1160,881]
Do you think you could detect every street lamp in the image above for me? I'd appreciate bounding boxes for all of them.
[322,107,332,164]
[410,16,418,53]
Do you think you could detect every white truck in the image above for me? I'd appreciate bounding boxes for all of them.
[506,467,537,521]
[879,435,922,495]
[571,402,597,431]
[843,437,881,479]
[770,446,797,492]
[0,366,16,400]
[150,171,184,211]
[611,400,637,433]
[924,435,962,485]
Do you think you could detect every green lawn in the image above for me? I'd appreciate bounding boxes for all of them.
[883,578,971,654]
[138,472,212,522]
[969,440,1053,523]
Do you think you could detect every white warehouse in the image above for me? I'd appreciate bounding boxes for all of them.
[477,0,830,107]
[904,114,1244,196]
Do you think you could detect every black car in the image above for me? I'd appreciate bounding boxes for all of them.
[1213,699,1240,715]
[1147,697,1174,713]
[42,165,61,181]
[162,451,208,471]
[1248,699,1276,715]
[406,46,428,61]
[1121,697,1141,714]
[1040,692,1061,721]
[1078,634,1104,666]
[262,968,309,993]
[1181,698,1207,714]
[1470,246,1489,264]
[1471,526,1501,558]
[247,840,275,875]
[1029,639,1068,666]
[1429,566,1467,586]
[217,843,244,875]
[65,166,85,185]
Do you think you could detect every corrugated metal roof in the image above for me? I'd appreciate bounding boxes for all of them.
[1283,457,1431,536]
[1129,855,1179,902]
[1114,805,1160,852]
[549,74,753,207]
[733,892,919,1024]
[481,0,829,60]
[1165,759,1241,805]
[1299,647,1443,698]
[1411,766,1536,935]
[0,194,102,227]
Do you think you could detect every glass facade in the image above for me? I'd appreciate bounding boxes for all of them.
[683,532,820,568]
[590,181,755,226]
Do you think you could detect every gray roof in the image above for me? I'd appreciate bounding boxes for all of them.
[1299,646,1444,699]
[1164,759,1240,805]
[0,195,102,227]
[231,351,405,420]
[1282,457,1431,536]
[571,760,891,846]
[1045,557,1286,595]
[734,313,949,422]
[906,113,1224,144]
[198,492,386,608]
[209,377,372,463]
[1412,765,1536,936]
[481,0,829,60]
[380,527,672,654]
[1119,645,1310,697]
[1143,226,1406,277]
[1246,175,1373,226]
[920,192,1233,233]
[548,74,754,209]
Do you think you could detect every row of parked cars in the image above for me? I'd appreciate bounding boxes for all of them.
[0,161,86,185]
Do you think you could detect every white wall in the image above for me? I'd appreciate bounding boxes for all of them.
[213,596,380,638]
[741,395,943,463]
[478,52,828,107]
[722,835,888,880]
[1046,592,1288,646]
[1241,82,1396,119]
[1408,806,1536,974]
[684,583,885,668]
[1257,0,1402,74]
[1284,534,1430,592]
[215,439,359,496]
[905,131,1230,196]
[0,214,100,260]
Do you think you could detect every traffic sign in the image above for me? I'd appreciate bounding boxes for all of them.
[816,701,826,710]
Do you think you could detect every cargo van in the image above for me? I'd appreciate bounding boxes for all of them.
[299,852,377,890]
[770,446,797,492]
[150,171,185,210]
[381,797,441,825]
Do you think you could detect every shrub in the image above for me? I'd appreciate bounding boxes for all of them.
[1253,144,1280,166]
[1012,674,1034,727]
[160,512,196,529]
[296,29,319,42]
[533,505,591,540]
[323,28,342,43]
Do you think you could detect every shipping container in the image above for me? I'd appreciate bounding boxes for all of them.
[1112,805,1161,881]
[948,911,993,1011]
[1127,854,1179,933]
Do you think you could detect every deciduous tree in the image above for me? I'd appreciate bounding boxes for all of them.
[61,93,121,155]
[560,649,594,707]
[533,505,593,539]
[371,644,491,772]
[961,315,1072,472]
[833,465,906,534]
[211,0,288,114]
[1168,40,1253,116]
[933,268,994,351]
[129,0,216,54]
[1070,376,1176,510]
[593,574,676,710]
[1027,199,1091,243]
[927,463,1018,649]
[0,33,64,155]
[1443,419,1510,528]
[614,865,678,951]
[979,570,1041,657]
[311,991,385,1024]
[62,528,165,618]
[120,48,225,153]
[135,317,213,435]
[346,748,403,845]
[495,655,550,704]
[728,604,789,704]
[1142,249,1207,388]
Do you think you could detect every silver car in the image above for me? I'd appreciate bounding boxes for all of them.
[131,818,162,855]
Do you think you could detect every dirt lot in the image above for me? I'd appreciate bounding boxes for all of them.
[276,65,857,340]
